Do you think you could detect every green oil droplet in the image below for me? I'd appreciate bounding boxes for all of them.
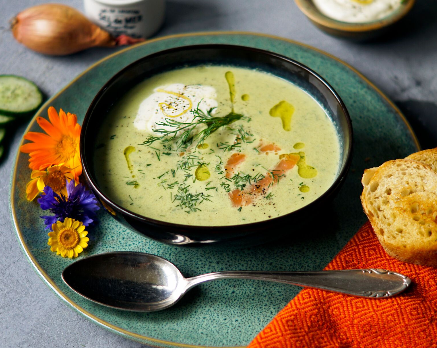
[241,94,250,101]
[225,71,236,110]
[269,101,294,131]
[195,164,211,181]
[124,146,136,177]
[197,143,209,149]
[293,142,305,149]
[299,185,310,192]
[294,151,318,178]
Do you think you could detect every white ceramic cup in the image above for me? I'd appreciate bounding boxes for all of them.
[84,0,165,38]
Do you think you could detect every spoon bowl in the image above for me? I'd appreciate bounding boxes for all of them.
[62,252,412,312]
[62,252,188,311]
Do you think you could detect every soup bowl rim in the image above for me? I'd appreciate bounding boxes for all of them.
[80,44,353,243]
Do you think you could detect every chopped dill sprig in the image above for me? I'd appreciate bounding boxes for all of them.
[139,103,244,150]
[228,172,265,191]
[126,180,139,188]
[220,182,231,192]
[265,192,274,200]
[215,155,224,174]
[167,181,179,189]
[172,184,212,213]
[217,125,254,152]
[157,171,168,179]
[217,141,241,152]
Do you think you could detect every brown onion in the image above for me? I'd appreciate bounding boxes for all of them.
[11,4,142,56]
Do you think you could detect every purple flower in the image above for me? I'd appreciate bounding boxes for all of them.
[38,180,100,229]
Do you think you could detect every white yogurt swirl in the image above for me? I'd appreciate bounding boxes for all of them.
[312,0,403,23]
[134,84,218,133]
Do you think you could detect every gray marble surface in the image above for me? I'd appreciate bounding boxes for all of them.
[1,0,436,347]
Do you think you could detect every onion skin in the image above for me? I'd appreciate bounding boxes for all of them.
[11,4,116,55]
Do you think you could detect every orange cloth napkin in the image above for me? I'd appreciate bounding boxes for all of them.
[248,222,437,348]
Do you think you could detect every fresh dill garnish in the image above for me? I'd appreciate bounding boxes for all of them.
[233,125,254,143]
[126,180,139,188]
[167,181,179,189]
[215,155,224,174]
[171,169,176,177]
[139,104,244,150]
[155,151,161,161]
[206,186,217,191]
[265,192,274,200]
[217,141,241,152]
[238,207,242,212]
[228,172,265,191]
[217,125,254,152]
[220,182,231,192]
[177,153,208,171]
[184,173,193,182]
[110,134,116,139]
[157,171,168,179]
[172,184,212,213]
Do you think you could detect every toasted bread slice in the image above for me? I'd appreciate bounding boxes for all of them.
[405,148,437,173]
[361,159,437,267]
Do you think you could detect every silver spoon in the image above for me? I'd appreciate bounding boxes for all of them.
[62,251,411,312]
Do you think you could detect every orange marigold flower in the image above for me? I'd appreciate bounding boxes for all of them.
[26,164,75,201]
[20,107,82,181]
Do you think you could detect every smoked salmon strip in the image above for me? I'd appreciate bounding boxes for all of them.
[225,153,246,178]
[229,153,300,207]
[259,142,282,153]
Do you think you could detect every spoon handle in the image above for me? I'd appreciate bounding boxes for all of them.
[186,269,411,298]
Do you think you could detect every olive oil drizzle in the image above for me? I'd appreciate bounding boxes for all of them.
[124,146,136,177]
[225,71,237,111]
[269,100,294,131]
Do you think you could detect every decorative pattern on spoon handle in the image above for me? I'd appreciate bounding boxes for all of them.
[359,269,412,298]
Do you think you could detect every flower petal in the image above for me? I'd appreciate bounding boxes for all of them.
[26,178,40,201]
[36,117,62,140]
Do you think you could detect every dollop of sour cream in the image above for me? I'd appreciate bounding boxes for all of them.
[134,84,218,133]
[312,0,403,23]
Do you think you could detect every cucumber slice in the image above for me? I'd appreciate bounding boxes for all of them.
[0,75,43,116]
[0,128,5,143]
[0,114,14,125]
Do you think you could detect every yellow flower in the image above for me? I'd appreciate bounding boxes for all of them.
[48,218,89,258]
[26,164,75,201]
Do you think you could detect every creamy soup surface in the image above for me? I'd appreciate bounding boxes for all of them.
[94,66,340,226]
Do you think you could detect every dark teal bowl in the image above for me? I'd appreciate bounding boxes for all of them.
[81,44,353,247]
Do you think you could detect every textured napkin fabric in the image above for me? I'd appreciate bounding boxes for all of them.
[248,222,437,348]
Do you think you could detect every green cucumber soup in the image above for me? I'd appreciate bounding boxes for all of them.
[94,65,340,226]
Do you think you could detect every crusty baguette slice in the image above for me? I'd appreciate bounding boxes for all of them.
[405,148,437,173]
[361,159,437,267]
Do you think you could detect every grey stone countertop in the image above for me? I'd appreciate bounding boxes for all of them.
[1,0,436,347]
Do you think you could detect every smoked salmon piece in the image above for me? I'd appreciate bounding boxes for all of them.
[225,153,246,178]
[229,153,300,207]
[259,142,281,153]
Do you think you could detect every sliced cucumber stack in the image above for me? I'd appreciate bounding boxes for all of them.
[0,75,43,161]
[0,114,15,125]
[0,75,43,116]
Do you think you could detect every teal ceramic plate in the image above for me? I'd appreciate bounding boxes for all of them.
[10,32,419,348]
